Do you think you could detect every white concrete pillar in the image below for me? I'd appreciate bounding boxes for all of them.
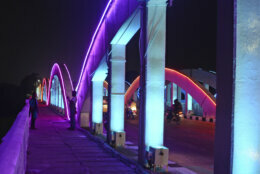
[92,81,103,124]
[57,83,61,109]
[204,83,209,90]
[145,0,167,149]
[80,88,91,128]
[171,83,177,105]
[91,56,108,134]
[166,84,171,107]
[177,86,182,101]
[233,1,260,173]
[56,77,59,107]
[185,93,192,115]
[110,44,126,133]
[59,84,62,109]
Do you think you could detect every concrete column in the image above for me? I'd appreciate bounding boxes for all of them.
[56,78,59,108]
[145,0,167,149]
[215,0,260,173]
[59,85,62,113]
[233,0,260,173]
[171,83,177,106]
[57,81,60,109]
[214,0,235,170]
[54,77,57,107]
[139,0,147,164]
[185,93,192,115]
[92,81,103,124]
[166,83,171,107]
[59,84,62,109]
[110,44,126,133]
[57,78,59,109]
[91,81,104,135]
[204,83,209,90]
[80,85,91,128]
[177,86,182,101]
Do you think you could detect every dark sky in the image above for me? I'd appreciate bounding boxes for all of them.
[0,0,217,85]
[166,0,217,71]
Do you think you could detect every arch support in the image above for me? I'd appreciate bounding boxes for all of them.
[91,55,108,134]
[108,8,141,146]
[145,0,167,149]
[110,44,126,133]
[138,0,169,167]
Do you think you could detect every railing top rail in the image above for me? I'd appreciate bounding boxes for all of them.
[0,100,30,174]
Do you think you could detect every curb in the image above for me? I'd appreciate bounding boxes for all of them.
[183,115,216,123]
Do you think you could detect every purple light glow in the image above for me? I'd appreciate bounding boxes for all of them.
[75,0,138,121]
[41,78,48,102]
[125,68,216,117]
[76,0,113,91]
[64,64,74,91]
[47,63,70,120]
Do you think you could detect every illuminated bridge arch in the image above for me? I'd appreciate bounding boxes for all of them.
[75,0,139,119]
[46,63,74,120]
[41,78,49,102]
[73,0,168,151]
[125,68,216,117]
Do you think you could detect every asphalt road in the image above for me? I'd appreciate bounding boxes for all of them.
[125,117,215,174]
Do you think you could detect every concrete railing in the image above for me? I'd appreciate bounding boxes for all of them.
[0,100,30,174]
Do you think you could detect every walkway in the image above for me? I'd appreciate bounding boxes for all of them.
[26,105,137,174]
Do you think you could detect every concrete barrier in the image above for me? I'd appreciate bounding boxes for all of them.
[0,100,30,174]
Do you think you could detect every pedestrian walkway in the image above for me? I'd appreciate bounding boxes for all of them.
[26,105,137,174]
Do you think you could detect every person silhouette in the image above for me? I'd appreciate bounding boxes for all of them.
[29,92,38,129]
[67,91,77,130]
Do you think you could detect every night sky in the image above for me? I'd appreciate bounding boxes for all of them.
[0,0,217,85]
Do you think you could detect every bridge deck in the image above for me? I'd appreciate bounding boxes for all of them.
[26,105,136,174]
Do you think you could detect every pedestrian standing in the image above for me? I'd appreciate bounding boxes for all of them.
[68,91,77,130]
[29,92,38,129]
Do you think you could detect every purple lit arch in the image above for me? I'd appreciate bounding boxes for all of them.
[76,0,139,119]
[46,63,74,120]
[41,78,49,102]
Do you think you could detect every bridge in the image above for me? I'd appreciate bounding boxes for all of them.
[0,0,260,174]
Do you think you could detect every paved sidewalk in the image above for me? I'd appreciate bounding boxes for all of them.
[26,105,137,174]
